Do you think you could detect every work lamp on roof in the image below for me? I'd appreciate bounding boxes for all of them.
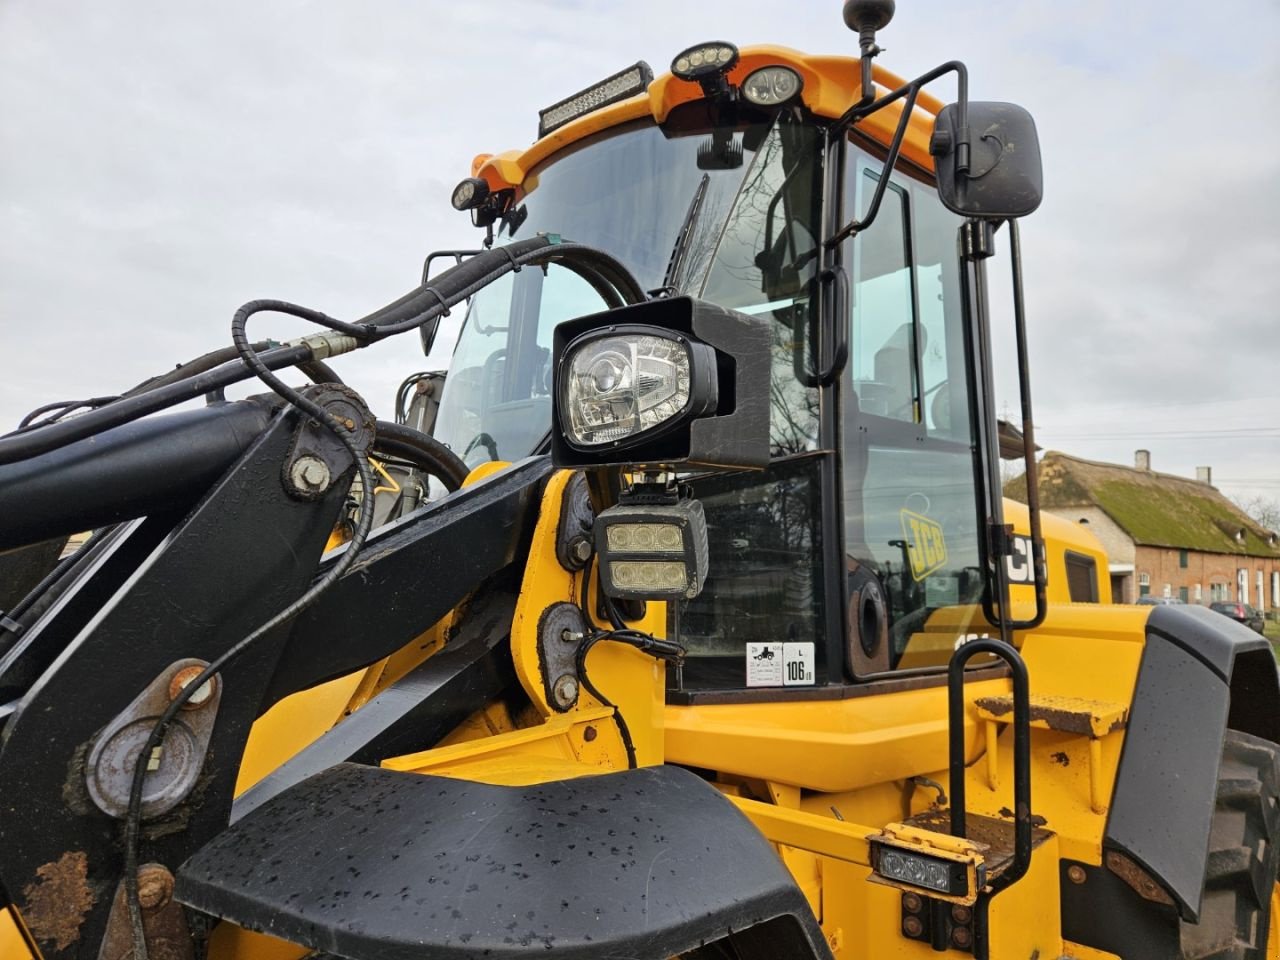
[671,42,739,83]
[741,66,803,106]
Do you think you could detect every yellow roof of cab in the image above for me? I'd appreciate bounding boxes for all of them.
[471,46,945,198]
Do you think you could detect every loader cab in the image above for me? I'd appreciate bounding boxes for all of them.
[435,49,1035,698]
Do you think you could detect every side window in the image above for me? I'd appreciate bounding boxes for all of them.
[433,265,608,468]
[851,175,916,422]
[1065,552,1099,603]
[842,152,986,676]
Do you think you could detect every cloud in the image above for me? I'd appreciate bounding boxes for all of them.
[2,0,1277,499]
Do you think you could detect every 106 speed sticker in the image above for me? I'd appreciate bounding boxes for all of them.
[746,641,815,687]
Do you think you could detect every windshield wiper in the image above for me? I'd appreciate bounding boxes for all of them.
[656,173,711,296]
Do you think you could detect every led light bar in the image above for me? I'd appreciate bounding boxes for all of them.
[869,840,971,897]
[538,61,654,139]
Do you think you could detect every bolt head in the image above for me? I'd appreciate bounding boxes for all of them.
[136,864,174,910]
[290,456,331,492]
[951,926,973,949]
[552,674,579,708]
[1068,864,1087,884]
[169,666,214,708]
[902,915,924,938]
[570,537,593,563]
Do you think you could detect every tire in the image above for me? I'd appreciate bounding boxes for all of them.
[1180,729,1280,960]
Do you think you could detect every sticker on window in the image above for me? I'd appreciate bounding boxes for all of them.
[746,642,783,686]
[783,642,815,685]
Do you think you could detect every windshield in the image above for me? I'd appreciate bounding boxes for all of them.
[433,105,779,469]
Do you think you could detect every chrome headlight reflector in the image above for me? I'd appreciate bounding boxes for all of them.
[558,325,717,450]
[741,66,803,106]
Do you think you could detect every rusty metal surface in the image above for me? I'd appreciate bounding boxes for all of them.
[975,692,1127,737]
[21,850,94,951]
[903,809,1053,883]
[96,865,193,960]
[1105,850,1175,906]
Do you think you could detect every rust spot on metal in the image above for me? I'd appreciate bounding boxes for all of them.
[137,864,175,910]
[22,850,94,951]
[1050,751,1071,767]
[1106,850,1174,906]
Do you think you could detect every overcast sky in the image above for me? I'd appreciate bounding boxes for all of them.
[2,1,1277,508]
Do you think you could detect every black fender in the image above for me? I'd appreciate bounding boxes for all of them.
[1104,604,1280,921]
[176,763,833,959]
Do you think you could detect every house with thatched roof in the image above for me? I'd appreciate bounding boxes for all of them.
[1005,450,1280,608]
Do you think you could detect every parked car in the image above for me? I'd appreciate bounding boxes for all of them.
[1135,596,1185,605]
[1209,601,1266,633]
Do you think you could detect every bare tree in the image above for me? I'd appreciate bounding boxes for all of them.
[1232,494,1280,532]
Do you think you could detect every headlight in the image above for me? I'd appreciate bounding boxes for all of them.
[741,66,803,106]
[558,325,717,449]
[550,296,771,471]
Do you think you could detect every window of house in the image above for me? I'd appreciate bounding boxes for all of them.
[1211,581,1230,602]
[1194,583,1203,603]
[1258,570,1267,611]
[1179,549,1188,569]
[1138,572,1150,597]
[1272,571,1279,606]
[1178,586,1189,603]
[1065,552,1099,603]
[1163,583,1172,598]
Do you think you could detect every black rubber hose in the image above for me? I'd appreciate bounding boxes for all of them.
[121,345,344,399]
[372,420,469,493]
[0,343,313,466]
[0,239,643,466]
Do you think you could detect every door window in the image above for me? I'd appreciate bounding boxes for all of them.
[842,150,985,675]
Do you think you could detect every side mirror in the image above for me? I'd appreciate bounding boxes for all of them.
[931,102,1043,219]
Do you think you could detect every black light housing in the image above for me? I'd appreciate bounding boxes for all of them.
[670,42,739,84]
[550,296,771,471]
[450,177,490,211]
[537,61,654,139]
[594,495,710,601]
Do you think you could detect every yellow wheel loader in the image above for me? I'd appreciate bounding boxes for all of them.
[1,3,1276,958]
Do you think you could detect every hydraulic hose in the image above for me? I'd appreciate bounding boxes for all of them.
[372,420,469,493]
[0,238,643,467]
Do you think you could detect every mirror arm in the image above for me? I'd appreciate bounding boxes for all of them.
[825,60,970,249]
[998,218,1048,631]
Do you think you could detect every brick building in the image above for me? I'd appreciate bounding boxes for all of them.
[1006,451,1280,610]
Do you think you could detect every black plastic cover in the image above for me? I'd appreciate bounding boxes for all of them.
[1105,604,1280,922]
[177,763,829,959]
[931,101,1043,220]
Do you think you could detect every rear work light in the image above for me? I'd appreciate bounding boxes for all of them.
[538,62,654,139]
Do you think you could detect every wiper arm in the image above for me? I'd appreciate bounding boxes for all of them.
[657,173,711,295]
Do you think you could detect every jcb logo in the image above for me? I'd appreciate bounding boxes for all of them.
[899,509,948,581]
[1006,535,1033,583]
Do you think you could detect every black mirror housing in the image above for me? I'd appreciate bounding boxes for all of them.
[931,101,1043,219]
[550,296,771,471]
